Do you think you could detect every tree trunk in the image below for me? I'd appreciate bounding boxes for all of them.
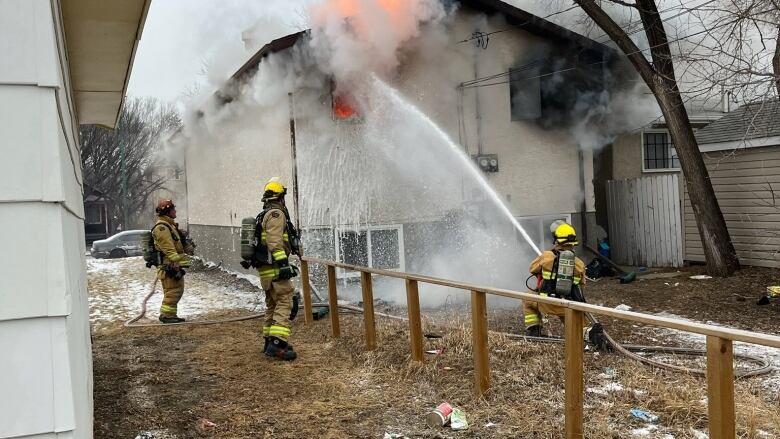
[575,0,739,276]
[655,86,739,276]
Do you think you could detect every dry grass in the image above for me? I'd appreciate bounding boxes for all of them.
[93,309,780,438]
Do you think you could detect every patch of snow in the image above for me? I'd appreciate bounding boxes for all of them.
[689,428,708,439]
[651,312,780,393]
[586,382,624,395]
[615,304,632,311]
[87,256,265,325]
[630,425,657,436]
[689,275,712,280]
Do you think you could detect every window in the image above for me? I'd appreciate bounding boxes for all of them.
[643,131,680,171]
[517,213,572,251]
[509,67,541,121]
[166,167,182,181]
[334,226,404,278]
[85,205,103,225]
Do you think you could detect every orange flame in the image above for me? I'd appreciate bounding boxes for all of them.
[333,95,358,119]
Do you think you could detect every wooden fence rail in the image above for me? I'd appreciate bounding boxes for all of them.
[299,257,780,438]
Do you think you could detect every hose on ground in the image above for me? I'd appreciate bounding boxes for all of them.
[124,277,773,378]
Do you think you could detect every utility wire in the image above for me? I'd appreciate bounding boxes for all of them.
[461,0,721,88]
[460,8,772,89]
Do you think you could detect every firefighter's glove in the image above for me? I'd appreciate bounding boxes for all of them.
[277,265,298,280]
[289,292,301,321]
[240,260,252,270]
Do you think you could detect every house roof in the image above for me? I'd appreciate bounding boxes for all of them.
[695,99,780,146]
[62,0,152,128]
[229,1,613,82]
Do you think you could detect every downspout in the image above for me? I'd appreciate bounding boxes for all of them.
[289,92,302,232]
[578,149,589,248]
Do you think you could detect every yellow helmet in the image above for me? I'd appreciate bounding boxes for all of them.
[553,222,578,246]
[263,177,286,200]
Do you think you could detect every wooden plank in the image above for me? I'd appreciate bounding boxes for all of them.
[326,265,340,338]
[671,174,684,267]
[565,308,584,439]
[471,290,490,397]
[301,260,314,325]
[360,272,377,350]
[706,336,736,439]
[301,257,780,348]
[405,279,424,362]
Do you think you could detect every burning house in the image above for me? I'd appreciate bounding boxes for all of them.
[182,0,637,299]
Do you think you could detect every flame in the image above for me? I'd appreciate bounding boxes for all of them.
[333,95,358,119]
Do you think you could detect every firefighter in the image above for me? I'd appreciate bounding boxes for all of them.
[524,222,607,350]
[255,178,299,361]
[152,199,195,323]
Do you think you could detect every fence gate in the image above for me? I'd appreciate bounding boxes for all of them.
[606,174,683,268]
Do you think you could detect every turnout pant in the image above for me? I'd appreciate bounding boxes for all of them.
[259,267,294,342]
[523,293,587,330]
[159,273,185,317]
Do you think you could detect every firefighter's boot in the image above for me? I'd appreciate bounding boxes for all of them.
[266,337,297,361]
[587,323,610,351]
[526,324,543,337]
[159,315,186,324]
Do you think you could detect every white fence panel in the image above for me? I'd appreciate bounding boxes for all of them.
[606,174,683,268]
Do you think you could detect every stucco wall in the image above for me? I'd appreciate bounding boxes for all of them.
[611,132,644,180]
[0,0,92,437]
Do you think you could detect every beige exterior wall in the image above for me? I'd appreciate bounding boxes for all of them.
[398,11,588,218]
[684,145,780,267]
[611,133,644,180]
[185,9,597,233]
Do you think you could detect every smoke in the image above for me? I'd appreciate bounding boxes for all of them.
[307,0,447,86]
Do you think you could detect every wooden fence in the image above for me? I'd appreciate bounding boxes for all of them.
[300,256,780,439]
[606,174,684,267]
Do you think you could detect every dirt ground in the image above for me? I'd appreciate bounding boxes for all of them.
[91,261,780,439]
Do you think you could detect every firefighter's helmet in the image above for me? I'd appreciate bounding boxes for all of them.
[156,198,175,215]
[553,222,578,246]
[263,177,286,200]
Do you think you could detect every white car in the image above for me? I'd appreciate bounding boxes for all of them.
[90,230,147,258]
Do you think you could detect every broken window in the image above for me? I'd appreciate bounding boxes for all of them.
[509,66,541,121]
[335,226,404,278]
[643,131,680,171]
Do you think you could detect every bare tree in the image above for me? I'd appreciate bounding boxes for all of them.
[676,0,780,102]
[573,0,740,276]
[81,98,182,230]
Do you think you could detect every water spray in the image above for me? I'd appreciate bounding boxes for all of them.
[370,75,543,256]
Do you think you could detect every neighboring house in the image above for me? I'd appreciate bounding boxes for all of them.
[83,185,113,245]
[603,98,780,268]
[0,1,149,438]
[140,160,188,229]
[685,99,780,267]
[185,0,629,283]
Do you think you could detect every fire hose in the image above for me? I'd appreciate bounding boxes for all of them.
[124,277,405,328]
[124,278,772,378]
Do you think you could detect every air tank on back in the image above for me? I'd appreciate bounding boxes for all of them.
[240,217,257,261]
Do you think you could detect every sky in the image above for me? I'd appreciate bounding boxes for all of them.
[127,0,315,104]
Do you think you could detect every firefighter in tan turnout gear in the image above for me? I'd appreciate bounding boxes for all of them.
[152,199,195,323]
[240,178,301,361]
[524,221,607,350]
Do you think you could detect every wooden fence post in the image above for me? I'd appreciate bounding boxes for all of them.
[326,265,340,338]
[360,271,377,350]
[300,260,313,325]
[471,290,490,397]
[564,308,584,439]
[706,336,735,439]
[405,279,424,362]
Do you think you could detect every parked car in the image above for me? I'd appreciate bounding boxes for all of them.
[90,230,147,259]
